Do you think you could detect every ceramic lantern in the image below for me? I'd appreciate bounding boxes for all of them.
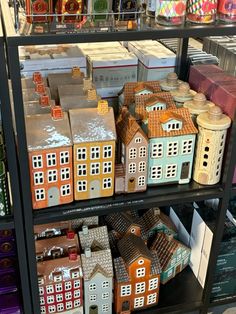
[193,106,231,185]
[160,72,183,91]
[183,93,215,124]
[171,82,196,108]
[218,0,236,23]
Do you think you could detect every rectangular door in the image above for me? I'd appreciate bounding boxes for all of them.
[90,180,101,199]
[181,162,190,179]
[48,187,60,207]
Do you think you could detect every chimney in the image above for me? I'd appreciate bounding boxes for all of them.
[51,105,63,121]
[39,94,50,107]
[35,83,46,94]
[153,207,161,216]
[97,100,109,115]
[82,225,89,235]
[69,252,77,261]
[83,78,93,91]
[67,230,75,240]
[72,67,84,78]
[165,233,174,242]
[87,89,97,101]
[33,72,43,84]
[85,247,91,258]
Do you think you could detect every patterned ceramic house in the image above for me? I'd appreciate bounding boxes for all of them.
[150,232,191,284]
[37,255,83,314]
[115,111,148,194]
[147,108,198,186]
[69,100,116,201]
[35,231,79,262]
[78,225,110,252]
[81,248,113,314]
[114,234,161,313]
[26,107,73,209]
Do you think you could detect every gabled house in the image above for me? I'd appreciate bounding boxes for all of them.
[37,255,83,314]
[78,225,110,252]
[115,111,148,194]
[81,248,113,314]
[135,92,176,122]
[134,83,154,96]
[151,232,191,284]
[26,107,73,209]
[114,234,161,313]
[147,108,198,186]
[35,231,79,262]
[69,100,116,201]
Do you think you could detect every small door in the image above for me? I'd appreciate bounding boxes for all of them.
[48,187,60,207]
[181,162,190,179]
[122,301,130,311]
[128,177,135,192]
[90,180,101,198]
[175,263,182,274]
[89,305,98,314]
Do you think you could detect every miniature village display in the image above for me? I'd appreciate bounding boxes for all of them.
[159,72,183,91]
[170,82,196,108]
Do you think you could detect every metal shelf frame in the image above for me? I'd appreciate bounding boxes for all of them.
[0,10,32,314]
[1,0,236,312]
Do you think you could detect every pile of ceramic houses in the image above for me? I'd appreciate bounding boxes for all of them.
[23,70,231,210]
[35,207,190,314]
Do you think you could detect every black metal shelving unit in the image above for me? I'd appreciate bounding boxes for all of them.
[1,0,236,312]
[0,11,33,314]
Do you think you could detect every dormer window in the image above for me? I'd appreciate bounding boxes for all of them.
[167,122,181,131]
[51,248,62,259]
[53,272,62,283]
[162,119,183,132]
[71,268,80,279]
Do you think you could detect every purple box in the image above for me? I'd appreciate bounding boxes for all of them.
[211,87,236,120]
[0,294,21,314]
[0,256,17,274]
[0,240,16,258]
[0,271,18,295]
[0,230,14,243]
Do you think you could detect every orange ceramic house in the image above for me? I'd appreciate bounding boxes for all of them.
[26,106,73,210]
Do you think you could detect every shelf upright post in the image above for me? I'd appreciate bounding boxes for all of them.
[200,114,236,314]
[176,37,189,80]
[0,14,33,314]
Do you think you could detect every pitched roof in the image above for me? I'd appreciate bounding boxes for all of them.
[148,108,198,138]
[105,212,141,235]
[79,226,110,251]
[121,81,161,106]
[116,111,148,145]
[141,208,177,234]
[135,92,176,121]
[81,249,113,281]
[134,83,154,94]
[151,232,189,270]
[117,234,152,265]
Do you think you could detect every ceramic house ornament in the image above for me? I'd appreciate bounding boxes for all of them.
[25,107,73,210]
[170,82,196,108]
[115,110,149,194]
[183,93,215,124]
[160,72,183,91]
[78,225,110,251]
[113,233,161,313]
[69,100,116,201]
[150,232,191,284]
[193,106,231,185]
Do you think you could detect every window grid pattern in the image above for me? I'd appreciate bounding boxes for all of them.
[77,164,87,176]
[139,161,146,172]
[103,146,112,158]
[181,139,194,155]
[165,164,177,178]
[103,178,112,189]
[120,285,131,296]
[134,297,144,308]
[47,154,57,167]
[48,169,57,183]
[147,293,157,304]
[151,143,163,158]
[35,189,45,201]
[129,148,137,159]
[128,163,136,174]
[34,172,44,185]
[61,168,70,181]
[90,163,100,175]
[91,147,100,159]
[135,282,145,294]
[77,148,87,161]
[61,184,71,196]
[167,142,178,157]
[60,151,69,165]
[149,278,158,290]
[139,146,146,158]
[136,267,145,278]
[32,155,43,169]
[138,176,145,187]
[77,180,87,192]
[151,166,162,180]
[103,161,112,174]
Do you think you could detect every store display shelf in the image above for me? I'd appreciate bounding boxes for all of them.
[138,267,203,314]
[0,215,14,230]
[210,295,236,307]
[34,182,223,225]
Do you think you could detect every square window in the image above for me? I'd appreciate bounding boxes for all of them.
[102,281,109,288]
[40,297,45,305]
[102,292,109,299]
[77,180,87,192]
[71,270,80,279]
[167,142,178,157]
[135,282,145,294]
[65,291,72,300]
[90,295,97,302]
[103,178,112,190]
[181,139,194,155]
[103,145,112,158]
[47,295,54,304]
[66,301,72,310]
[151,143,163,158]
[40,306,46,314]
[61,168,70,181]
[129,148,137,159]
[77,148,87,161]
[74,299,81,307]
[47,153,57,167]
[134,297,144,308]
[147,293,157,305]
[74,280,80,289]
[77,164,87,176]
[35,189,45,201]
[149,278,158,290]
[60,151,69,165]
[38,277,44,286]
[90,147,100,159]
[61,184,71,196]
[34,172,44,185]
[46,285,54,294]
[53,274,62,282]
[74,290,80,298]
[32,155,43,169]
[139,161,146,172]
[90,163,100,175]
[48,305,56,313]
[150,166,162,180]
[121,285,131,296]
[136,268,145,278]
[89,283,96,291]
[48,169,57,183]
[55,284,62,292]
[138,176,145,187]
[56,294,63,302]
[39,287,44,295]
[102,304,109,312]
[139,146,146,158]
[128,163,136,174]
[165,164,177,178]
[65,281,72,291]
[57,303,64,312]
[103,161,112,174]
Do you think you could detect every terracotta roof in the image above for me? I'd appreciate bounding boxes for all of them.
[116,111,148,145]
[135,92,176,121]
[151,232,189,270]
[141,208,177,234]
[148,108,198,138]
[117,234,152,265]
[134,83,154,94]
[121,81,161,106]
